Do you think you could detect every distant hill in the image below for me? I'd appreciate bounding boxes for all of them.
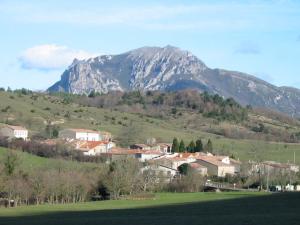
[1,90,300,163]
[48,46,300,117]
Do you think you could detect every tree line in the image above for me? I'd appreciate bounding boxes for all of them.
[171,138,213,153]
[0,149,205,207]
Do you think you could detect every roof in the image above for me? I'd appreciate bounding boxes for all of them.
[78,141,109,150]
[105,147,162,155]
[157,143,172,147]
[164,156,189,162]
[196,156,234,167]
[5,125,27,131]
[262,161,296,169]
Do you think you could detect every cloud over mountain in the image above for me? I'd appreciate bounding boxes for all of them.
[19,44,97,70]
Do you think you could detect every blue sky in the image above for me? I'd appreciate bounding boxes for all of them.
[0,0,300,90]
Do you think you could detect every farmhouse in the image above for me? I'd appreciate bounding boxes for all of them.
[59,128,102,141]
[0,125,28,140]
[196,155,235,177]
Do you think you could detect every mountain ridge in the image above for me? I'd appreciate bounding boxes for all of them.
[48,45,300,117]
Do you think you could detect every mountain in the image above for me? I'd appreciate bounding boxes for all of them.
[48,46,300,117]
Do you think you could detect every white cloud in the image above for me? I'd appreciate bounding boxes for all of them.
[19,44,98,70]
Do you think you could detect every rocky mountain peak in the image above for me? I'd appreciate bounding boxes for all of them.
[48,46,300,117]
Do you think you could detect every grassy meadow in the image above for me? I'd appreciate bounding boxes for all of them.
[0,147,101,172]
[0,192,300,225]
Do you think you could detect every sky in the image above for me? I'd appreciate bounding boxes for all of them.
[0,0,300,90]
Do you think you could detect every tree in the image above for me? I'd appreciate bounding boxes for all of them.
[45,123,59,139]
[187,140,196,153]
[88,90,96,98]
[205,139,213,153]
[3,150,18,176]
[168,168,205,193]
[179,140,185,153]
[171,138,179,153]
[104,158,142,199]
[195,139,203,152]
[178,163,189,175]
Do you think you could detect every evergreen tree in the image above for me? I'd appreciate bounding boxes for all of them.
[179,140,185,152]
[205,139,213,153]
[88,90,96,98]
[171,138,179,153]
[195,139,203,152]
[187,140,196,153]
[4,150,18,176]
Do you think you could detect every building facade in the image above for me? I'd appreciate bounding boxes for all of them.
[59,129,101,141]
[0,125,28,140]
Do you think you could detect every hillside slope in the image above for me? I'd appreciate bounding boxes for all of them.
[1,90,300,163]
[48,46,300,117]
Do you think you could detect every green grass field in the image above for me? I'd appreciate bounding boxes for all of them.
[0,147,101,172]
[0,192,299,225]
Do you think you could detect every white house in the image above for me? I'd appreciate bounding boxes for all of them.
[134,150,163,162]
[157,143,172,154]
[59,129,101,141]
[0,125,28,140]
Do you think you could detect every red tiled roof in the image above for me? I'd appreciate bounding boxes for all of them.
[79,141,108,149]
[196,156,233,167]
[106,147,162,155]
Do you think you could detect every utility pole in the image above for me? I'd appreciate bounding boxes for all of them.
[294,151,296,164]
[266,166,269,192]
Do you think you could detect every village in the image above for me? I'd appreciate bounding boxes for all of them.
[0,124,299,192]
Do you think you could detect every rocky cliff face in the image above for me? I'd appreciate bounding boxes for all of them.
[48,46,300,117]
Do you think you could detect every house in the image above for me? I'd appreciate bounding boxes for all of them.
[130,143,162,152]
[135,150,163,162]
[153,153,198,170]
[75,141,116,156]
[142,163,179,182]
[0,125,28,140]
[196,155,235,177]
[261,161,299,173]
[214,156,242,174]
[102,147,163,162]
[189,163,208,176]
[157,143,172,154]
[59,129,101,141]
